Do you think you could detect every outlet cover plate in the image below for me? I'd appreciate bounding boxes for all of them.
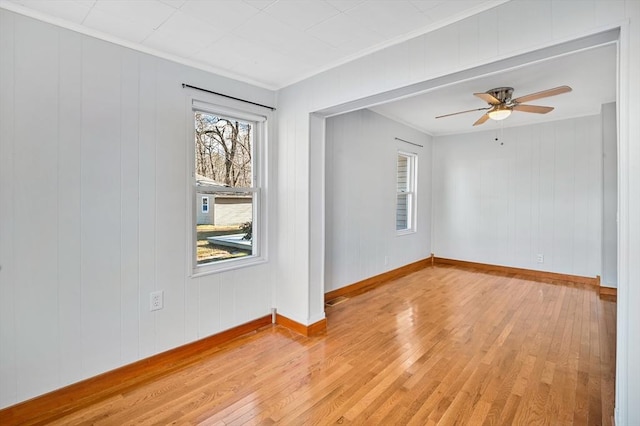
[150,290,164,311]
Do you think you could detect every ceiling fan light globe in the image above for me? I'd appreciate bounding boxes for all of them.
[488,107,512,121]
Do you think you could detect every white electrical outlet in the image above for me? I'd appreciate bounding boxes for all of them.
[536,254,544,263]
[150,290,164,311]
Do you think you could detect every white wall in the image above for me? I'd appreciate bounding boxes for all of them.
[602,102,618,287]
[276,1,639,424]
[325,109,432,293]
[432,116,602,277]
[0,9,276,408]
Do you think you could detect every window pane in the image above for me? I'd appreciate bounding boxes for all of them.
[196,192,255,264]
[195,111,253,188]
[194,107,261,270]
[397,155,408,192]
[396,193,408,230]
[396,152,416,233]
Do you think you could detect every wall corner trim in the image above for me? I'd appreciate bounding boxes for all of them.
[599,286,617,300]
[276,314,327,337]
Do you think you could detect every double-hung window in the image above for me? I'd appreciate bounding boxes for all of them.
[396,151,417,234]
[191,98,267,274]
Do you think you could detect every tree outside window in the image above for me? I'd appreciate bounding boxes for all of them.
[194,110,259,267]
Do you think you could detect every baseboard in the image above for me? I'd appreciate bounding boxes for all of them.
[324,257,432,303]
[276,314,327,337]
[599,286,617,299]
[433,257,599,286]
[0,315,272,425]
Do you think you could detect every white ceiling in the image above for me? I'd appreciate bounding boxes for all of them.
[1,0,507,89]
[1,0,616,135]
[370,43,617,135]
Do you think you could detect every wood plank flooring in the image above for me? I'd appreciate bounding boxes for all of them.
[49,265,616,425]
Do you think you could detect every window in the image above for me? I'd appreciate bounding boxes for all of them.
[191,99,267,274]
[201,196,209,213]
[396,152,417,233]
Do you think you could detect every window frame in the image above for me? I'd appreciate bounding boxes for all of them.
[187,95,269,277]
[396,151,417,235]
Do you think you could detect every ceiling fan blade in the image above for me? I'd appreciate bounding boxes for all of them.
[473,113,490,126]
[435,107,489,119]
[474,92,501,104]
[513,85,572,104]
[512,104,554,114]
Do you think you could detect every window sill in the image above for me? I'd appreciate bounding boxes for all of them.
[191,255,267,278]
[396,229,416,236]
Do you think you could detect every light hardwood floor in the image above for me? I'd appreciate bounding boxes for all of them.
[51,265,616,425]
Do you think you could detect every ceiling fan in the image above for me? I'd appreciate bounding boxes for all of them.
[436,85,572,126]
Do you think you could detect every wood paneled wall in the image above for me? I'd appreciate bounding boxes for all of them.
[432,116,603,278]
[0,9,276,409]
[325,110,432,293]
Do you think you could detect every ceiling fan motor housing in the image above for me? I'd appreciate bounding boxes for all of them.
[487,87,514,104]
